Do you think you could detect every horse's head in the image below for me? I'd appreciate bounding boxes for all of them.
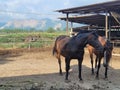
[103,41,113,67]
[75,31,104,53]
[87,31,104,53]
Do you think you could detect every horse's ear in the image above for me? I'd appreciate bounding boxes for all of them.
[91,30,97,33]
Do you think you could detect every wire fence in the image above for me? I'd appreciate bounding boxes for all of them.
[0,38,55,49]
[0,31,65,50]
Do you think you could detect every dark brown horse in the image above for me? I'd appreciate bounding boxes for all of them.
[87,36,113,79]
[53,31,104,81]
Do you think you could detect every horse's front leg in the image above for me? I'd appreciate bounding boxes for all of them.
[105,67,108,78]
[95,56,98,69]
[78,57,84,81]
[65,57,70,81]
[90,54,94,74]
[94,56,98,73]
[96,57,102,79]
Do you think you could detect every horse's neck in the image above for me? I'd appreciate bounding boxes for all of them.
[75,34,88,45]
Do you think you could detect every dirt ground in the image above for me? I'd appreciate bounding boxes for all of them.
[0,47,120,90]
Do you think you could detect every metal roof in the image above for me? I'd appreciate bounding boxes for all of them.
[56,0,120,14]
[60,14,119,27]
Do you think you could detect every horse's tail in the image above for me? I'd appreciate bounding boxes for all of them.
[53,35,67,56]
[53,45,56,56]
[52,38,58,56]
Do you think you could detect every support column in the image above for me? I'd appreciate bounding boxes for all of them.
[109,12,113,41]
[108,14,111,41]
[66,13,69,35]
[105,12,108,39]
[70,22,73,37]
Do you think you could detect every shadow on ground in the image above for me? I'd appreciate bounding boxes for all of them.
[0,64,119,90]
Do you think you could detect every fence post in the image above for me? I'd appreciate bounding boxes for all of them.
[28,43,31,50]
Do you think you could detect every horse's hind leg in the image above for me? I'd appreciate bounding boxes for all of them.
[56,53,62,75]
[58,57,62,75]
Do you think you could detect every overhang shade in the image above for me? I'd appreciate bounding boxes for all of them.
[59,14,119,27]
[56,0,120,14]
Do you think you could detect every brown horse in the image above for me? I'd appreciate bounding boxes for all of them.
[53,31,104,81]
[87,36,113,79]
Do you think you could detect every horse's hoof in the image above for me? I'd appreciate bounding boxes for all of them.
[79,78,83,81]
[65,80,71,83]
[91,70,94,75]
[109,81,112,83]
[59,73,63,76]
[79,79,84,83]
[91,72,95,75]
[104,77,108,81]
[95,77,99,80]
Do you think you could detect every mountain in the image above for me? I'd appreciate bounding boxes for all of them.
[0,18,66,31]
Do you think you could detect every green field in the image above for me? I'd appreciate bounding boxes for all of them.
[0,29,66,49]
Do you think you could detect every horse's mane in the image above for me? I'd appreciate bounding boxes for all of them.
[76,30,99,39]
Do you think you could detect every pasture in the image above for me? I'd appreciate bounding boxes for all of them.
[0,47,119,90]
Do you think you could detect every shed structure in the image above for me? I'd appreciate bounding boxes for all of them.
[56,0,120,43]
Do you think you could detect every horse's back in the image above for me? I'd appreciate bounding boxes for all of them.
[56,35,69,41]
[55,35,70,46]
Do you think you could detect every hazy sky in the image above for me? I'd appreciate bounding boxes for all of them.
[0,0,114,21]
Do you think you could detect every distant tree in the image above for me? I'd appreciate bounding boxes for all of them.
[46,27,55,33]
